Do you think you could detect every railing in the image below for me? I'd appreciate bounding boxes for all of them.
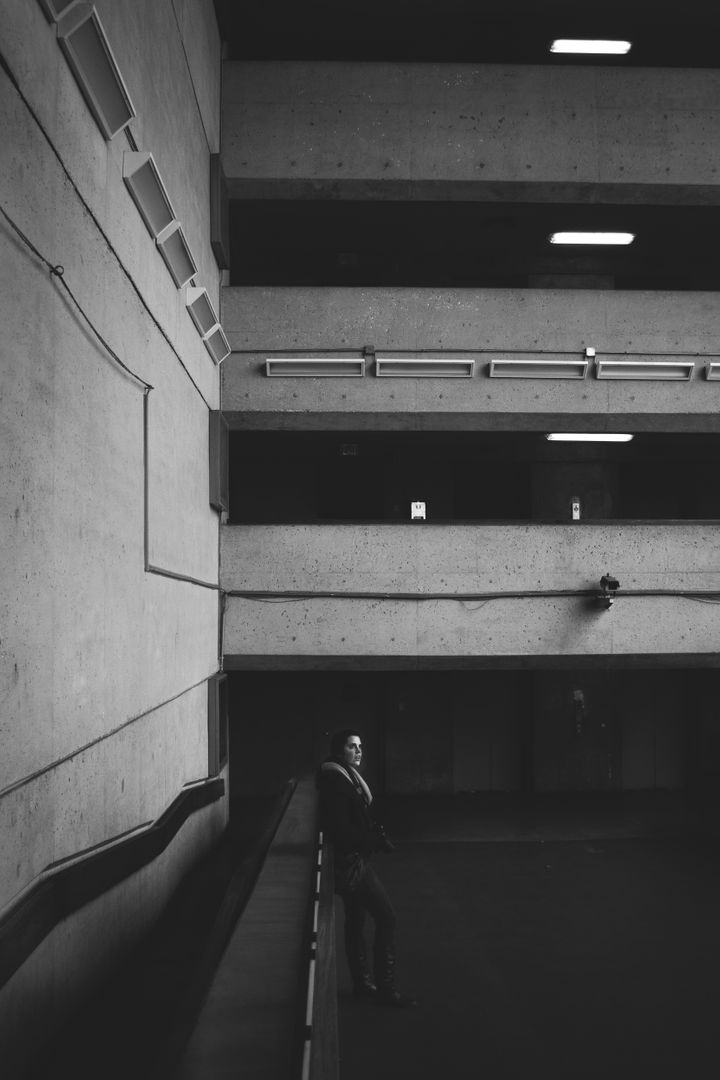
[0,777,224,989]
[302,830,339,1080]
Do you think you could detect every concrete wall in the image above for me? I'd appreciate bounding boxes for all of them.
[221,524,720,663]
[221,287,720,429]
[0,0,225,1065]
[222,61,720,197]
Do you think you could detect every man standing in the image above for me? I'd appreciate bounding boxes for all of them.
[316,729,416,1007]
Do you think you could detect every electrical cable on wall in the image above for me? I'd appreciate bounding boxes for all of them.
[1,204,153,392]
[0,46,211,410]
[225,588,720,604]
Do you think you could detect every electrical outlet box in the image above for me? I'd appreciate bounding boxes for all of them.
[411,501,426,521]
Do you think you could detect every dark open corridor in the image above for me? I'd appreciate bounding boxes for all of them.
[337,795,720,1080]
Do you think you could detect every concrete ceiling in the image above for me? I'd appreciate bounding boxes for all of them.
[214,0,720,67]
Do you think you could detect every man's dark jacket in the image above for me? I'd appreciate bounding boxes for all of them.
[316,759,377,857]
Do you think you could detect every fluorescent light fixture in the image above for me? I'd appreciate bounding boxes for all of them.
[596,359,694,381]
[122,152,175,238]
[706,363,720,381]
[546,433,634,442]
[550,39,632,55]
[489,358,589,379]
[375,357,474,377]
[265,358,365,377]
[550,232,635,246]
[156,221,197,288]
[203,325,231,365]
[57,5,136,140]
[186,286,219,337]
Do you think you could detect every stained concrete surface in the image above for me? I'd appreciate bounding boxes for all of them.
[26,796,280,1080]
[337,794,720,1080]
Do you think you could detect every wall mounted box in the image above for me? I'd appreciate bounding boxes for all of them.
[203,324,231,365]
[156,221,197,288]
[208,411,229,512]
[207,673,228,776]
[265,358,365,377]
[56,5,136,139]
[375,357,475,377]
[186,286,219,338]
[489,358,589,379]
[122,152,175,238]
[595,359,695,380]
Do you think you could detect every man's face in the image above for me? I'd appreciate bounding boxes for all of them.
[342,735,363,769]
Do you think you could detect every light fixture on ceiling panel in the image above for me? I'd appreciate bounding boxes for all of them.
[550,39,632,55]
[546,433,634,442]
[375,357,475,377]
[156,221,197,289]
[186,287,219,338]
[549,232,635,245]
[705,363,720,381]
[489,358,589,379]
[265,358,365,376]
[123,152,175,238]
[595,359,694,381]
[56,5,136,140]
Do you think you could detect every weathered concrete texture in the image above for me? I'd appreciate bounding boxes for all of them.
[221,524,720,594]
[0,0,223,1059]
[221,288,720,423]
[1,681,213,911]
[221,524,720,660]
[224,592,720,661]
[0,797,227,1079]
[223,62,720,189]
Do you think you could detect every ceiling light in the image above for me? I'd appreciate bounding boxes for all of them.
[549,232,635,246]
[56,5,136,140]
[489,358,589,379]
[546,433,634,442]
[596,359,694,381]
[706,363,720,381]
[265,358,365,377]
[550,39,632,55]
[375,357,474,377]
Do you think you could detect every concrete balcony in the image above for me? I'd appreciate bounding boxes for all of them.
[221,287,720,430]
[222,61,720,203]
[221,523,720,667]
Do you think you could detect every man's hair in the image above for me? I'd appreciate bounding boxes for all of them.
[329,728,361,757]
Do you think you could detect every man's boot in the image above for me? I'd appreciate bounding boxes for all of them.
[347,941,377,999]
[374,944,416,1008]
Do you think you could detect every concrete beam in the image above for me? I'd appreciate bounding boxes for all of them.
[221,524,720,661]
[221,287,720,427]
[223,62,720,197]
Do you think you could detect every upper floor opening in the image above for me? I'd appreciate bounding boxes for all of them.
[229,201,720,291]
[227,431,720,525]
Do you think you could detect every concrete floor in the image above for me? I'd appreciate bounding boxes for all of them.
[337,793,720,1080]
